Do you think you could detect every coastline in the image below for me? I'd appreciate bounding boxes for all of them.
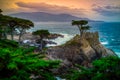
[7,32,120,57]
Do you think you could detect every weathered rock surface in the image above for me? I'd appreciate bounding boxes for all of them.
[47,32,117,68]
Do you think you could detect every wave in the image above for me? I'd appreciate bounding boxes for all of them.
[101,41,109,45]
[115,52,120,57]
[47,33,74,47]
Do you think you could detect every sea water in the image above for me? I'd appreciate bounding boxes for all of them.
[28,22,120,57]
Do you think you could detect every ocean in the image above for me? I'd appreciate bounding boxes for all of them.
[29,22,120,57]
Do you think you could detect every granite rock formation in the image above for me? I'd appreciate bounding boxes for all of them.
[47,32,117,68]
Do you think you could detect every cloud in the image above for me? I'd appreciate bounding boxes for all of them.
[0,0,19,9]
[92,5,120,16]
[105,5,120,9]
[15,2,86,17]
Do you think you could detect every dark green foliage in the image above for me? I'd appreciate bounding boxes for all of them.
[72,20,90,36]
[81,25,91,33]
[15,18,34,42]
[0,11,34,40]
[0,47,60,80]
[0,40,60,80]
[92,56,120,80]
[72,20,88,26]
[65,56,120,80]
[0,15,13,39]
[32,30,50,50]
[32,29,50,39]
[16,18,34,28]
[0,39,18,48]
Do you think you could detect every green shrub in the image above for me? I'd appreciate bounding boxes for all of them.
[0,39,18,48]
[0,47,60,80]
[65,56,120,80]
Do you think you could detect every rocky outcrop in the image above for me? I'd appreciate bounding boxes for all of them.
[47,32,117,68]
[48,33,64,39]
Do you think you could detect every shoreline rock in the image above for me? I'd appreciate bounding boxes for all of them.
[47,32,117,70]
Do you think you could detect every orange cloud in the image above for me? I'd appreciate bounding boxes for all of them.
[0,0,120,21]
[15,2,86,17]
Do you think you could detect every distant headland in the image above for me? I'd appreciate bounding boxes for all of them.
[9,12,104,22]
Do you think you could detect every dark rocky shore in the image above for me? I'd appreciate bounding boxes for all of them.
[46,32,117,73]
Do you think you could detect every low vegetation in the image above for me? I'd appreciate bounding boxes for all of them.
[64,56,120,80]
[0,39,60,80]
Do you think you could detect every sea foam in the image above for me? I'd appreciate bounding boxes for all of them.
[101,41,109,45]
[47,33,74,47]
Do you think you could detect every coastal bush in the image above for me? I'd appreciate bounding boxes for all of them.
[0,40,60,80]
[0,39,18,48]
[65,56,120,80]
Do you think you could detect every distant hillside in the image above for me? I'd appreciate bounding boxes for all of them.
[9,12,103,22]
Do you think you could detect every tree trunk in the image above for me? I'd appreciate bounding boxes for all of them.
[3,27,7,39]
[0,35,1,39]
[80,25,83,37]
[0,26,7,39]
[40,40,43,51]
[77,25,81,36]
[11,28,14,40]
[3,32,7,39]
[19,29,24,44]
[77,25,83,37]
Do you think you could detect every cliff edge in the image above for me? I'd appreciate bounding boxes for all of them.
[47,32,117,67]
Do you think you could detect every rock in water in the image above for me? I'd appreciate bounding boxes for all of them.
[47,32,117,68]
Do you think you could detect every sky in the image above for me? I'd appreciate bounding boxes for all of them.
[0,0,120,22]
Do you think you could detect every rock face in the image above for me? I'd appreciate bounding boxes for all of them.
[47,32,117,67]
[48,33,64,39]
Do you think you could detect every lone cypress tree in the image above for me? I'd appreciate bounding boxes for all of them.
[72,20,90,37]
